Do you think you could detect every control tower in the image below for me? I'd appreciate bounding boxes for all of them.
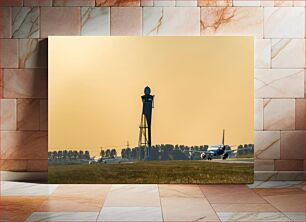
[138,86,154,160]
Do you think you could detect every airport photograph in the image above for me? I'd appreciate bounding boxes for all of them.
[0,2,304,221]
[48,37,254,184]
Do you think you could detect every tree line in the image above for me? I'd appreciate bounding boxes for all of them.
[120,144,254,161]
[100,149,117,158]
[48,150,90,160]
[120,144,210,161]
[48,144,254,161]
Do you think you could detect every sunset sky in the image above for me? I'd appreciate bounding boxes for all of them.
[49,36,254,156]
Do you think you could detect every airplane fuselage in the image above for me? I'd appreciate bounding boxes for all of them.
[207,145,226,156]
[201,143,230,160]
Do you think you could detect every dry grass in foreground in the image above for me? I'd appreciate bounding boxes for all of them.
[48,160,253,184]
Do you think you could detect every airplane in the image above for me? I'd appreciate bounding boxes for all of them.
[89,156,129,164]
[200,129,233,160]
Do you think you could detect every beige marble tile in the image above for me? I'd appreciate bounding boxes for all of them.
[19,39,47,68]
[81,7,110,36]
[161,197,219,221]
[293,0,305,6]
[52,184,111,198]
[0,99,16,130]
[159,184,204,198]
[255,99,263,130]
[53,0,95,6]
[233,0,260,6]
[200,7,263,38]
[261,0,274,6]
[27,159,48,172]
[143,7,200,36]
[255,188,305,212]
[264,7,305,38]
[275,160,304,171]
[280,130,304,159]
[254,131,280,160]
[23,0,52,6]
[255,187,303,195]
[249,181,304,188]
[40,99,47,130]
[0,196,47,222]
[111,7,142,36]
[154,0,175,6]
[0,7,11,38]
[176,0,197,6]
[283,212,305,221]
[141,0,153,6]
[271,39,305,68]
[0,159,27,171]
[0,0,23,6]
[218,212,291,221]
[263,99,295,130]
[0,69,3,98]
[38,196,104,212]
[0,131,47,159]
[3,69,47,99]
[41,7,80,38]
[212,203,278,212]
[274,0,293,6]
[200,185,266,204]
[1,181,58,196]
[12,7,39,38]
[0,39,18,68]
[304,70,306,98]
[255,39,271,68]
[103,184,160,207]
[254,159,275,171]
[96,0,140,6]
[26,212,99,222]
[295,99,305,130]
[17,99,40,130]
[198,0,232,6]
[255,69,304,98]
[98,207,162,221]
[254,171,304,181]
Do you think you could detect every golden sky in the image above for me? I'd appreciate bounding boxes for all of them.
[49,36,254,156]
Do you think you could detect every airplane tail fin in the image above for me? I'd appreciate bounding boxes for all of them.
[222,129,225,145]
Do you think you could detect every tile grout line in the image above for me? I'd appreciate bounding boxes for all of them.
[198,184,222,222]
[157,184,165,222]
[95,184,112,221]
[199,184,294,222]
[247,187,294,221]
[255,190,294,218]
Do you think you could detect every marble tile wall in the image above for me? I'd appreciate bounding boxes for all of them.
[0,0,304,180]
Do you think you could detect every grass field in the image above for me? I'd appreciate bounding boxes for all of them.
[48,160,253,184]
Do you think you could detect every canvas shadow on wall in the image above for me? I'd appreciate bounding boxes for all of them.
[48,36,254,184]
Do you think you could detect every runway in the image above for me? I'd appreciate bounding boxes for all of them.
[209,159,254,164]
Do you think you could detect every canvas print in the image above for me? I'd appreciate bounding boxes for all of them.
[48,36,254,184]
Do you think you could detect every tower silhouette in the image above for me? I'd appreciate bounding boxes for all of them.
[138,86,154,160]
